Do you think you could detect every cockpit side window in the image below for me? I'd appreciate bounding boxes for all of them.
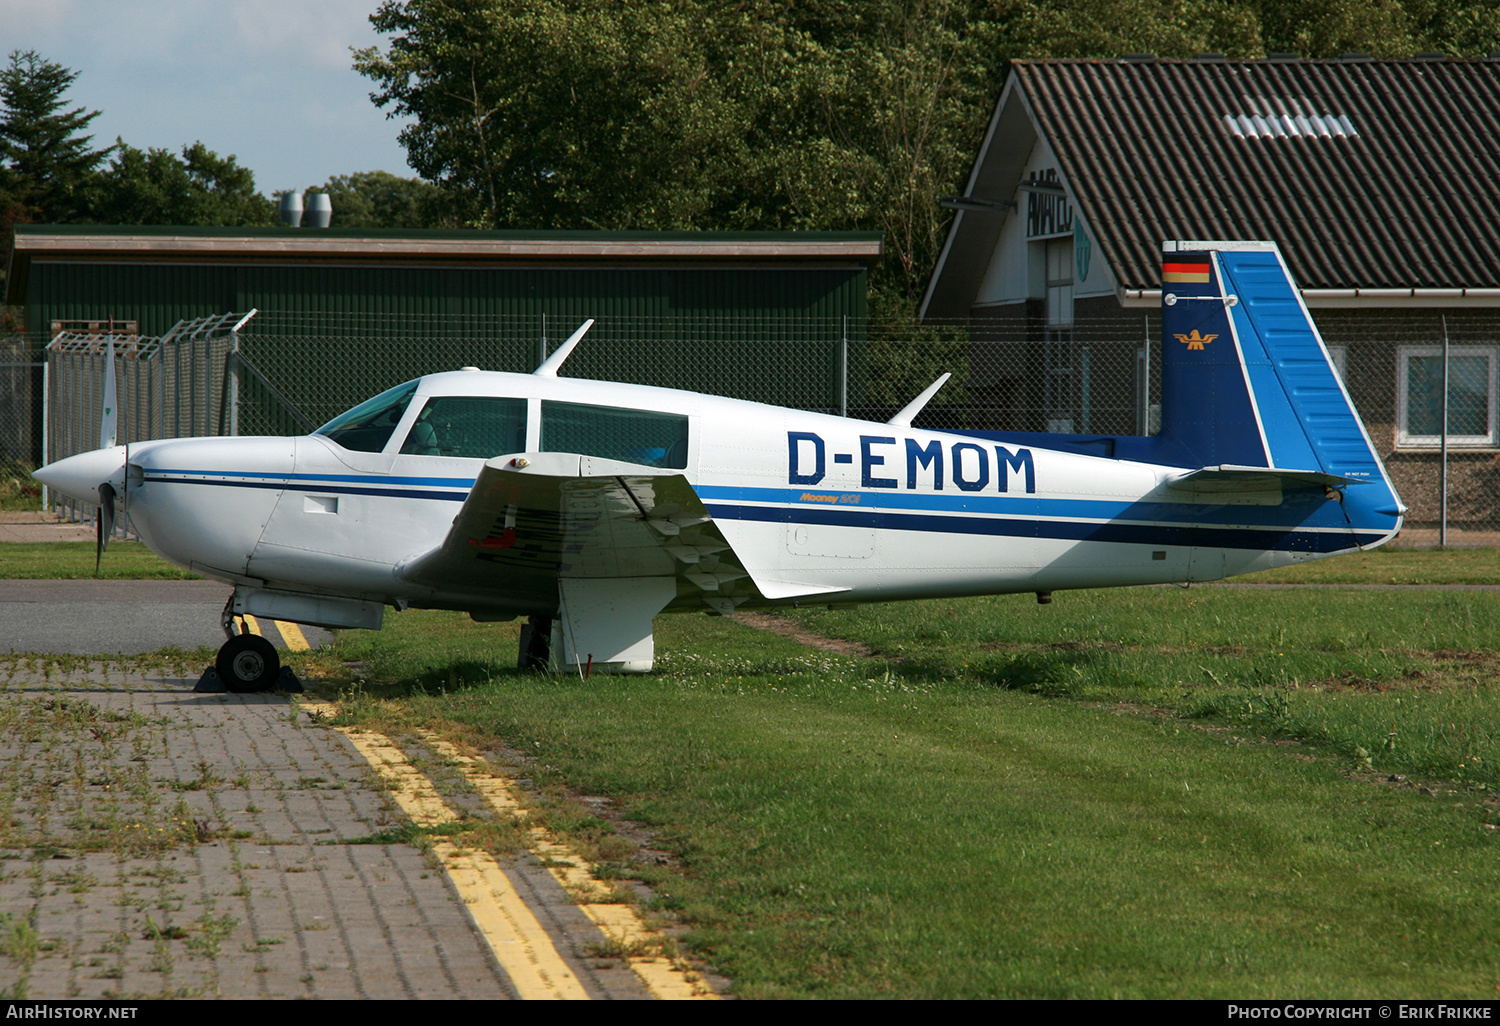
[399,396,527,459]
[314,380,418,453]
[539,401,689,469]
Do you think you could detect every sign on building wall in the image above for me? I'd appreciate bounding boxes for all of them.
[1025,170,1072,238]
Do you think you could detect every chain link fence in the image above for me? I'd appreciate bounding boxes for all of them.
[225,313,1156,435]
[41,316,242,528]
[0,333,43,511]
[25,309,1500,546]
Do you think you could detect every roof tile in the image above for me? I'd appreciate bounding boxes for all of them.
[1015,59,1500,290]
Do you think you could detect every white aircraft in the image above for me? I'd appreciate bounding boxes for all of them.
[35,240,1404,691]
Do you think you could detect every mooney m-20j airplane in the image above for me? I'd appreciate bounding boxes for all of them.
[37,240,1403,690]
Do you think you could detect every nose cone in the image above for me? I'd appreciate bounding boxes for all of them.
[33,446,127,504]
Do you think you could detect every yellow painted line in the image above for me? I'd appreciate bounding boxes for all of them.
[275,620,310,651]
[416,730,717,1000]
[240,614,263,636]
[299,703,590,1000]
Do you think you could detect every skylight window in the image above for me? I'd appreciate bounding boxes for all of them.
[1222,98,1358,139]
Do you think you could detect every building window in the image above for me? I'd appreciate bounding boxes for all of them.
[1043,237,1074,329]
[1396,346,1498,448]
[1043,237,1077,432]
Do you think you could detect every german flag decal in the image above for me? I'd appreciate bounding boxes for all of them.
[1162,258,1211,284]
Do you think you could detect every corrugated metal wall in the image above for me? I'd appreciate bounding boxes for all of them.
[24,258,869,420]
[26,262,867,339]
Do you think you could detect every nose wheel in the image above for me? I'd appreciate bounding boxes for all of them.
[216,633,281,693]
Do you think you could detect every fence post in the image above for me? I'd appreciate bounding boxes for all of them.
[173,338,180,438]
[229,327,240,437]
[1440,314,1449,548]
[839,314,849,418]
[204,335,213,436]
[39,358,49,509]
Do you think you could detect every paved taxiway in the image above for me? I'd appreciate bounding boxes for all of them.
[0,570,712,995]
[0,580,334,655]
[0,661,712,999]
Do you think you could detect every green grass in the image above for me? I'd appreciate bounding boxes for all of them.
[1237,545,1500,585]
[3,538,1498,584]
[5,537,1498,996]
[0,461,41,512]
[317,588,1500,999]
[785,587,1500,785]
[0,542,200,580]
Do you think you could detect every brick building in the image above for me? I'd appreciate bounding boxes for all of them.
[923,56,1500,539]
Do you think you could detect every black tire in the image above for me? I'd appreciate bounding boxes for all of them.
[216,633,281,693]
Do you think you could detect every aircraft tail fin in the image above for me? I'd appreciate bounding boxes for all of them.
[1159,240,1403,544]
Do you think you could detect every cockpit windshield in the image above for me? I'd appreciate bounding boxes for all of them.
[314,380,419,453]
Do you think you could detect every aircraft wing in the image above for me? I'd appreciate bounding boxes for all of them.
[397,452,846,615]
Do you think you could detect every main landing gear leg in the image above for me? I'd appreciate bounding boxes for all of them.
[518,615,553,671]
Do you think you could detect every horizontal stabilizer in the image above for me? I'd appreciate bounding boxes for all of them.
[1166,465,1358,494]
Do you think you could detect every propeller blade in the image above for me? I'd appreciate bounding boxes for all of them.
[100,335,118,450]
[96,482,116,574]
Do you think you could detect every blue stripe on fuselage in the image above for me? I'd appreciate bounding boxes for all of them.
[704,501,1375,554]
[147,468,477,488]
[695,483,1350,532]
[143,471,472,503]
[143,470,1363,550]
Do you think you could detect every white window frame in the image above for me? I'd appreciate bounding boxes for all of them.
[1395,345,1499,449]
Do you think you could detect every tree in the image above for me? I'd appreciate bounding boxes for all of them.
[353,0,1498,310]
[777,1,1008,305]
[304,170,453,229]
[354,0,759,231]
[0,50,113,298]
[353,0,1005,303]
[0,50,112,225]
[89,142,276,226]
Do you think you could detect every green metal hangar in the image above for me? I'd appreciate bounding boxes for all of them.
[7,225,882,341]
[6,225,883,438]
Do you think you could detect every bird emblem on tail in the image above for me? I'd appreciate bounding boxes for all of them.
[1174,329,1218,350]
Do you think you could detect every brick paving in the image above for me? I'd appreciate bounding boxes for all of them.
[0,664,522,999]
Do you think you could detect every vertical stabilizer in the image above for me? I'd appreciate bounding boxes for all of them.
[1160,240,1404,545]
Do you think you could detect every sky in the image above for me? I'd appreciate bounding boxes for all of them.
[1,0,416,197]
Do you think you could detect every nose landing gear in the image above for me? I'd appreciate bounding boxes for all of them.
[195,596,299,694]
[217,632,281,693]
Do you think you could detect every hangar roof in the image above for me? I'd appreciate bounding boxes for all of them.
[6,226,883,306]
[924,57,1500,317]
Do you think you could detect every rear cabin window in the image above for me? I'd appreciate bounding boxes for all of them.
[539,401,688,469]
[400,396,527,459]
[315,380,418,453]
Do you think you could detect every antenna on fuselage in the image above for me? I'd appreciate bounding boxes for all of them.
[532,319,595,377]
[887,372,952,429]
